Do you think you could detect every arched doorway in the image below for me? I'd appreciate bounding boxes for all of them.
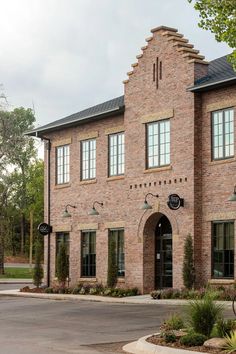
[143,212,173,291]
[155,215,172,288]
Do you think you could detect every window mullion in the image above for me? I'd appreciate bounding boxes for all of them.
[116,135,119,175]
[158,122,160,167]
[88,142,91,180]
[223,111,226,159]
[62,147,65,183]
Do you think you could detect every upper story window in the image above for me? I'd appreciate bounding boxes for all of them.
[56,145,70,184]
[81,139,96,180]
[212,108,234,160]
[109,132,125,177]
[147,119,170,169]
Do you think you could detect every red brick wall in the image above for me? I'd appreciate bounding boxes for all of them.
[42,27,236,293]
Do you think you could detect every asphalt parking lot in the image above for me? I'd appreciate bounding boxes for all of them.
[0,284,234,354]
[0,294,184,354]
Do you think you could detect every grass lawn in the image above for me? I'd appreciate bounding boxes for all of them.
[0,267,33,279]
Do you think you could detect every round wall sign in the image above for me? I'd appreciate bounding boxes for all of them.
[167,194,184,210]
[38,223,52,235]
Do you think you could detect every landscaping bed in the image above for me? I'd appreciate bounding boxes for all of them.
[20,283,139,297]
[144,294,236,354]
[147,334,223,353]
[150,287,236,301]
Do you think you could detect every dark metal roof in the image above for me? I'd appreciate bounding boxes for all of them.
[188,55,236,92]
[26,55,236,137]
[27,95,124,136]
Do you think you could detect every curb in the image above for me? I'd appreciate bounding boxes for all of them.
[0,290,233,307]
[123,334,207,354]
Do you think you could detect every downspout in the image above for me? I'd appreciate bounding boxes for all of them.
[38,133,51,288]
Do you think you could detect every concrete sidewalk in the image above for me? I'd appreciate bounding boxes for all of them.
[0,289,233,307]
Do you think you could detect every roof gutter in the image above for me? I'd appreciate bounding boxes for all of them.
[188,77,236,92]
[26,105,125,137]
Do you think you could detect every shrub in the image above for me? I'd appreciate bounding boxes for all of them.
[33,240,43,288]
[182,234,195,290]
[150,290,161,299]
[216,319,236,338]
[107,237,118,288]
[71,285,82,294]
[180,332,207,346]
[163,331,177,343]
[187,292,223,337]
[44,287,54,293]
[162,314,184,331]
[56,242,69,288]
[79,287,86,295]
[223,331,236,353]
[89,287,98,295]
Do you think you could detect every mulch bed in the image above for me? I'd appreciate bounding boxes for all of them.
[20,286,44,293]
[147,335,224,353]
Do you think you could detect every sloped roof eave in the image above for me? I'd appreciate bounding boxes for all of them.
[26,104,125,137]
[187,77,236,92]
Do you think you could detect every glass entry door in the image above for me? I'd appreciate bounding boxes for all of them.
[155,215,172,288]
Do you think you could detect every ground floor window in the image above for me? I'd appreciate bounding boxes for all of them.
[212,221,234,278]
[56,232,70,276]
[81,231,96,277]
[109,229,125,277]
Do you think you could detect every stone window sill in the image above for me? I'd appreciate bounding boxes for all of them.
[117,277,125,283]
[209,278,235,285]
[144,165,172,174]
[107,175,125,182]
[78,277,97,282]
[54,183,71,190]
[80,179,97,185]
[209,158,235,166]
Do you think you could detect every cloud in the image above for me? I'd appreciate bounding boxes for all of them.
[0,0,231,126]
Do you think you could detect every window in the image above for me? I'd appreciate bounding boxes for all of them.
[212,221,234,278]
[81,231,96,277]
[56,232,70,276]
[109,132,125,176]
[81,139,96,180]
[212,108,234,160]
[56,145,70,184]
[109,229,125,277]
[147,119,170,168]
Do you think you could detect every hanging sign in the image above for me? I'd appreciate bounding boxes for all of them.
[167,194,184,210]
[38,223,52,236]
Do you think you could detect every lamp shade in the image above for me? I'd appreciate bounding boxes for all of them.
[62,209,71,218]
[88,207,99,216]
[141,201,152,210]
[228,192,236,202]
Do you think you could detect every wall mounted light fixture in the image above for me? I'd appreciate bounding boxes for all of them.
[88,201,103,215]
[141,193,159,210]
[62,204,77,218]
[228,186,236,202]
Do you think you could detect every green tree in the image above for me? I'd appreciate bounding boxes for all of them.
[188,0,236,69]
[107,237,118,288]
[56,242,69,288]
[33,240,43,288]
[182,234,195,289]
[0,107,37,254]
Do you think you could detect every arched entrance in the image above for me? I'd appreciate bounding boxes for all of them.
[143,212,173,291]
[155,215,172,288]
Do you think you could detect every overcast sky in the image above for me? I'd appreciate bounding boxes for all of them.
[0,0,231,129]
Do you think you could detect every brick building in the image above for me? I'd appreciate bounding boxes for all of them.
[28,26,236,293]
